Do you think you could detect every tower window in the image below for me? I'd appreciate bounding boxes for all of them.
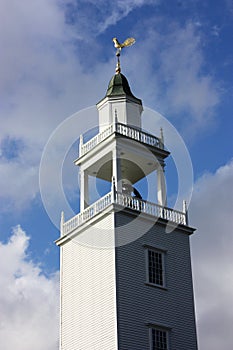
[150,327,169,350]
[146,248,166,287]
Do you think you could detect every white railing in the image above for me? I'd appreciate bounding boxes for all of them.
[61,191,187,236]
[62,192,112,235]
[116,123,161,147]
[115,193,186,225]
[80,124,114,156]
[79,123,162,157]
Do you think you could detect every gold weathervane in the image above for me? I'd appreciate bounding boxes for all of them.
[112,37,136,73]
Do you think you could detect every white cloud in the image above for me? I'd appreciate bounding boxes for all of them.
[97,0,158,34]
[0,0,113,210]
[190,160,233,350]
[65,0,158,36]
[0,2,221,214]
[0,225,59,350]
[0,160,38,211]
[160,23,219,124]
[125,21,220,133]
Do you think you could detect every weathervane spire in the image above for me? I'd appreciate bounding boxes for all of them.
[112,37,136,74]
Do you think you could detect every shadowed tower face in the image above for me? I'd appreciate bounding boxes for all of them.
[56,57,198,350]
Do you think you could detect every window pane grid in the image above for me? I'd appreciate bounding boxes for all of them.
[148,250,163,286]
[151,328,168,350]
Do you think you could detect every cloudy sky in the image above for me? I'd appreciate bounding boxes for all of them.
[0,0,233,349]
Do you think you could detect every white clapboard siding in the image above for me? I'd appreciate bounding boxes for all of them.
[60,213,118,350]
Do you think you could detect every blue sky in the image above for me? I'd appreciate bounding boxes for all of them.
[0,1,233,349]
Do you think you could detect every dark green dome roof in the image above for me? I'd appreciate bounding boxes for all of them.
[105,73,142,105]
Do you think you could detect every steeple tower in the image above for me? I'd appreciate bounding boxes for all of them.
[56,40,198,350]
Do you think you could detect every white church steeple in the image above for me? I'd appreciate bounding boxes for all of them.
[56,39,198,350]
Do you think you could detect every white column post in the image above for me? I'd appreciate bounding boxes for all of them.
[113,112,118,133]
[60,211,65,236]
[183,200,189,225]
[112,147,122,194]
[111,176,116,202]
[80,169,89,211]
[79,134,83,156]
[160,127,164,149]
[157,162,167,207]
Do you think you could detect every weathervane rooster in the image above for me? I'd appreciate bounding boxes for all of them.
[112,37,136,73]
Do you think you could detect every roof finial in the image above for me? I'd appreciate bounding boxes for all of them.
[116,51,121,74]
[112,37,136,74]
